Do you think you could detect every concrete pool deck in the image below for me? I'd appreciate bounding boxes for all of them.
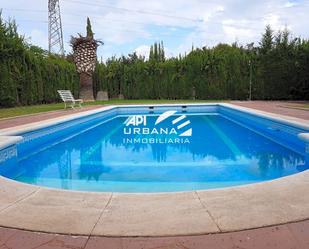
[0,101,309,248]
[1,169,309,237]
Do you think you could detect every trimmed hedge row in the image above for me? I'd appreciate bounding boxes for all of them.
[1,16,309,107]
[0,17,79,107]
[94,28,309,101]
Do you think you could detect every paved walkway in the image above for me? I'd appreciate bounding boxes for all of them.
[0,106,101,129]
[231,101,309,120]
[0,101,308,248]
[1,219,309,249]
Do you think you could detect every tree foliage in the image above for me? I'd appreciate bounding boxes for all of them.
[1,15,309,108]
[149,41,165,62]
[0,14,79,107]
[95,29,309,100]
[86,17,94,39]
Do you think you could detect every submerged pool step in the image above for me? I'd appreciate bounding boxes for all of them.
[67,160,296,182]
[81,160,252,167]
[15,176,261,192]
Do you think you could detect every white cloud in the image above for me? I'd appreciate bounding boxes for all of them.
[284,1,298,8]
[263,14,283,30]
[1,0,309,58]
[134,44,174,60]
[134,45,150,59]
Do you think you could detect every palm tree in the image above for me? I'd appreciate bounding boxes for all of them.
[70,18,102,100]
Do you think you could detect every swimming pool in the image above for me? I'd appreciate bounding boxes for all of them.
[0,104,308,192]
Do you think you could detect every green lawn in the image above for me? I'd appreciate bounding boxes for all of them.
[0,99,224,119]
[285,102,309,110]
[301,103,309,109]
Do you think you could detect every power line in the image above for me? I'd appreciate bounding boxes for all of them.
[4,17,266,40]
[2,7,268,31]
[62,0,203,23]
[4,4,304,41]
[1,8,46,13]
[1,8,199,27]
[10,17,266,42]
[3,0,308,26]
[11,18,208,38]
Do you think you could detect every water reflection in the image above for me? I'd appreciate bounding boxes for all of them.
[3,114,306,190]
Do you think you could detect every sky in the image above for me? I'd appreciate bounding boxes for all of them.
[1,0,309,60]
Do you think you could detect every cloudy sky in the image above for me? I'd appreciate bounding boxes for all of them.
[1,0,308,60]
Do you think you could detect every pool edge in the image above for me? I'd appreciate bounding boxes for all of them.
[0,103,308,237]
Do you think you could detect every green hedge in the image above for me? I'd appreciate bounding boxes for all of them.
[0,16,79,107]
[94,28,309,101]
[1,15,309,107]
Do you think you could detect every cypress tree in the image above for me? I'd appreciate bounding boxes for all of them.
[86,17,94,39]
[161,41,165,61]
[154,42,158,61]
[260,25,274,54]
[149,45,154,61]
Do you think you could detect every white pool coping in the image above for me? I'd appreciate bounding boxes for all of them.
[0,103,308,237]
[0,136,23,151]
[1,103,308,135]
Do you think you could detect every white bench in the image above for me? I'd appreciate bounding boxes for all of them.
[57,90,83,109]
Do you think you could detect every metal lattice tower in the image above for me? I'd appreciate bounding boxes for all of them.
[48,0,64,55]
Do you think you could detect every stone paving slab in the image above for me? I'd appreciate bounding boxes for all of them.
[92,192,219,237]
[0,177,38,212]
[0,188,112,235]
[197,171,309,232]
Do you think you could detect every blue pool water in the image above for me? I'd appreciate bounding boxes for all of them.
[0,106,308,192]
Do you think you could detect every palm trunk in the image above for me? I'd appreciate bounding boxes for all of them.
[79,72,94,101]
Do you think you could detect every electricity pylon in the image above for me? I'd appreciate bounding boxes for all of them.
[48,0,64,55]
